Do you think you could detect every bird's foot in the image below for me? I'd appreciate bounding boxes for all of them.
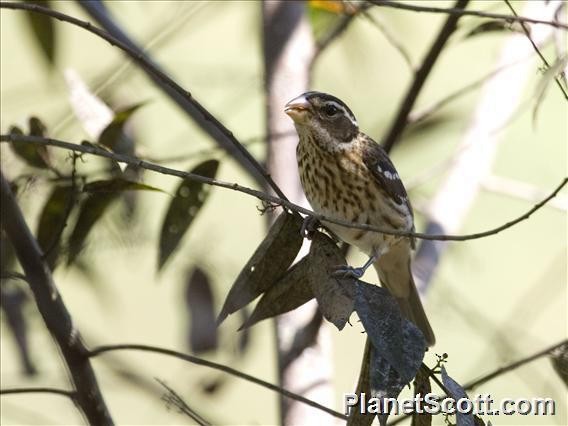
[332,265,365,279]
[300,215,320,239]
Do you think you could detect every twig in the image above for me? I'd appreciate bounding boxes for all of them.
[388,340,568,426]
[311,3,371,66]
[367,0,568,30]
[407,56,528,125]
[0,387,76,400]
[2,133,566,242]
[360,9,414,71]
[504,0,568,100]
[381,0,470,153]
[89,343,348,421]
[0,1,289,202]
[155,379,211,426]
[0,172,114,425]
[464,339,568,391]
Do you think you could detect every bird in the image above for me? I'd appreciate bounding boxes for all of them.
[284,91,435,346]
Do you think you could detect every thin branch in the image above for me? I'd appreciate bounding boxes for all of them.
[368,0,568,30]
[388,339,568,426]
[504,0,568,100]
[407,56,528,125]
[360,9,414,71]
[0,387,76,400]
[381,0,470,153]
[464,339,568,391]
[2,134,566,242]
[155,379,211,426]
[0,172,113,425]
[89,343,348,421]
[0,1,289,202]
[311,3,371,65]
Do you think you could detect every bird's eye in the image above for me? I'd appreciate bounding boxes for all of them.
[322,104,339,117]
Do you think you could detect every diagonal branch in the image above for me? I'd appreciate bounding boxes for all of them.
[0,172,113,425]
[368,0,568,30]
[504,0,568,100]
[381,0,470,153]
[0,1,288,202]
[2,134,565,243]
[89,343,348,421]
[463,339,568,391]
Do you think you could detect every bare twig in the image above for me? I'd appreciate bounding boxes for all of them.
[367,0,568,30]
[2,134,565,242]
[504,0,568,100]
[0,387,76,400]
[0,1,289,202]
[89,343,348,421]
[381,0,470,153]
[156,379,211,426]
[0,172,113,425]
[360,9,414,71]
[464,339,568,391]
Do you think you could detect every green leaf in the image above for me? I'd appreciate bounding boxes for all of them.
[158,160,219,271]
[24,1,56,66]
[83,178,165,194]
[9,121,50,169]
[98,102,146,155]
[308,232,355,330]
[36,184,75,270]
[239,256,313,330]
[217,211,303,325]
[67,192,119,265]
[185,267,218,354]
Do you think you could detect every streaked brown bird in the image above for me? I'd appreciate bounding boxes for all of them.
[285,91,435,346]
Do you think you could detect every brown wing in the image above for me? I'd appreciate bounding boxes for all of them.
[360,133,416,247]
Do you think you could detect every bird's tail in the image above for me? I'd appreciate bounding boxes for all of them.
[373,246,435,346]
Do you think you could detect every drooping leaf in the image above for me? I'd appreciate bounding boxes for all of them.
[239,256,313,330]
[236,307,251,354]
[550,342,568,387]
[36,184,75,270]
[441,367,475,426]
[67,192,119,265]
[98,102,145,155]
[8,123,50,169]
[158,160,219,271]
[217,211,303,325]
[463,20,523,39]
[369,346,409,426]
[83,178,165,194]
[308,232,355,330]
[24,1,56,66]
[411,366,432,426]
[355,282,426,383]
[185,267,218,354]
[0,284,36,376]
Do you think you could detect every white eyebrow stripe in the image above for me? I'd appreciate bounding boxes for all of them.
[325,100,358,127]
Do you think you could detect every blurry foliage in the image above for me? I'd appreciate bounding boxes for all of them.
[158,159,219,271]
[23,0,56,66]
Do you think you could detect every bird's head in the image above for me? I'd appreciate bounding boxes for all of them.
[285,91,359,149]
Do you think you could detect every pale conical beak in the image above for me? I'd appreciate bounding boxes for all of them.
[285,95,310,122]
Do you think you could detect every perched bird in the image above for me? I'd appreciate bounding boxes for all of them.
[285,91,435,346]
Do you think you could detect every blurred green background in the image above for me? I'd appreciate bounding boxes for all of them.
[0,1,566,425]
